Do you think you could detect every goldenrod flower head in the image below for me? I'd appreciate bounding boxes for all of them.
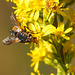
[7,0,67,27]
[7,0,46,25]
[27,41,45,72]
[46,0,68,17]
[28,40,54,73]
[28,22,56,42]
[7,0,68,30]
[6,0,75,75]
[53,22,73,40]
[57,5,68,16]
[46,0,59,10]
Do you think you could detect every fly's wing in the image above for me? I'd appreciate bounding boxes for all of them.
[2,34,21,45]
[10,13,22,31]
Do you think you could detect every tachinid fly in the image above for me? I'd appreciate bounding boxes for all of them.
[2,13,33,45]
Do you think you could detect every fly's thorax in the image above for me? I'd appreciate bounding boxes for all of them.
[18,32,27,42]
[12,26,21,32]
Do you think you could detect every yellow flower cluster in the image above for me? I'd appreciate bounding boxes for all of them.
[6,0,75,75]
[7,0,68,27]
[28,40,55,74]
[28,22,56,41]
[7,0,46,26]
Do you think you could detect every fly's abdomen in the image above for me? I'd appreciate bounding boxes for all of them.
[11,30,32,43]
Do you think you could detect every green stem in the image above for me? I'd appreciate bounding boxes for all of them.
[57,64,67,75]
[53,13,57,27]
[56,38,67,75]
[53,14,68,75]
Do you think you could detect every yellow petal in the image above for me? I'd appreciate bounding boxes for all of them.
[30,42,34,49]
[34,61,39,72]
[64,28,73,34]
[19,0,23,5]
[21,23,27,30]
[31,72,35,75]
[59,3,64,8]
[62,35,70,40]
[30,62,35,67]
[29,23,35,31]
[34,22,41,32]
[24,0,29,7]
[30,11,35,18]
[34,11,39,21]
[42,25,56,36]
[54,0,59,4]
[50,73,55,75]
[57,22,64,31]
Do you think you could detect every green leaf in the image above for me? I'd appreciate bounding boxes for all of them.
[65,52,74,64]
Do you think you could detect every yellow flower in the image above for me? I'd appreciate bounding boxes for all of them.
[29,0,46,10]
[46,0,59,10]
[27,40,54,73]
[46,0,68,17]
[28,22,72,43]
[6,0,75,74]
[27,41,45,73]
[56,3,69,17]
[7,0,68,28]
[7,0,46,25]
[53,22,73,40]
[28,22,56,42]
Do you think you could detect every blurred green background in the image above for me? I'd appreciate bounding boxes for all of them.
[0,1,75,75]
